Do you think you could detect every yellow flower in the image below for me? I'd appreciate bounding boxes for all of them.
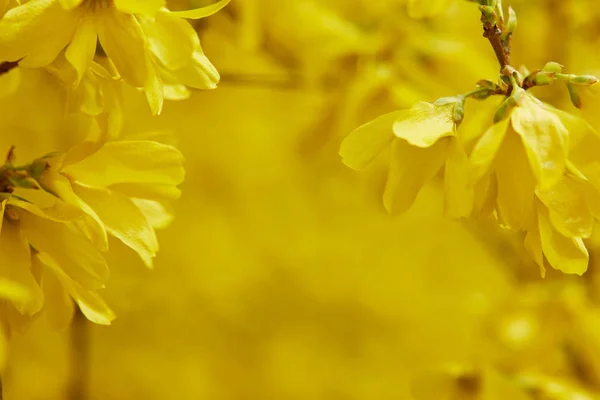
[0,0,230,114]
[470,91,568,231]
[0,191,114,326]
[37,139,185,268]
[340,101,472,217]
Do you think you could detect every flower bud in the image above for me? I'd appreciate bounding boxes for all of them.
[542,61,563,73]
[479,5,497,25]
[569,75,599,85]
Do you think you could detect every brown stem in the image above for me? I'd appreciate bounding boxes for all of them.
[483,21,511,69]
[0,62,18,76]
[68,307,89,400]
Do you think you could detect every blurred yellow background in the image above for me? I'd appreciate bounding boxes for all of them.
[4,0,600,398]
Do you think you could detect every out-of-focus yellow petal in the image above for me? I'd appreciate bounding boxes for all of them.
[392,102,454,148]
[384,138,448,215]
[536,175,594,239]
[38,257,75,329]
[166,0,230,19]
[58,0,84,10]
[470,118,510,183]
[64,140,185,188]
[0,0,81,66]
[538,207,588,275]
[18,210,109,290]
[511,95,567,190]
[65,14,96,86]
[114,0,165,15]
[73,184,159,268]
[339,111,400,170]
[444,138,473,218]
[38,253,115,325]
[0,219,43,315]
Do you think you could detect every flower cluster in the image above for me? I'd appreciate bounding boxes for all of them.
[340,0,600,276]
[0,0,228,339]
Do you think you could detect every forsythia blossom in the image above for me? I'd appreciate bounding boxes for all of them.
[0,0,230,114]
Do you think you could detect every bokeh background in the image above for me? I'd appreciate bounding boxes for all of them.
[4,0,600,398]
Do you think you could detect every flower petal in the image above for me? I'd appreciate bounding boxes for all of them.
[18,210,109,290]
[339,111,400,170]
[538,206,588,275]
[166,0,230,19]
[393,102,455,148]
[511,95,568,190]
[495,132,536,231]
[64,140,185,188]
[38,253,115,325]
[383,138,447,215]
[444,138,473,218]
[536,175,594,239]
[73,184,159,269]
[0,219,43,315]
[0,0,81,67]
[470,118,509,183]
[95,5,151,88]
[65,14,97,86]
[114,0,165,15]
[39,257,75,329]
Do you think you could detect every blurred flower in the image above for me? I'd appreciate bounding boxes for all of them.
[0,0,230,114]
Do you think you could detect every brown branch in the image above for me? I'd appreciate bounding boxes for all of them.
[483,21,511,69]
[0,61,18,76]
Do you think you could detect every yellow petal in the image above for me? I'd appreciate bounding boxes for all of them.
[383,138,447,215]
[114,0,165,15]
[166,0,230,19]
[495,132,536,231]
[64,140,185,188]
[167,45,219,90]
[144,62,164,115]
[524,212,546,278]
[38,257,75,329]
[339,111,400,170]
[38,170,108,251]
[511,95,567,190]
[73,184,159,269]
[18,210,109,290]
[109,182,182,201]
[0,0,81,67]
[65,14,97,86]
[95,5,150,88]
[58,0,84,9]
[131,198,174,229]
[392,102,455,148]
[470,118,509,183]
[0,0,9,15]
[38,253,115,325]
[139,11,197,70]
[0,220,43,315]
[444,138,473,218]
[538,206,588,275]
[536,175,594,239]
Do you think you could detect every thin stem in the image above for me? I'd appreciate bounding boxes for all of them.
[68,307,89,400]
[483,21,511,68]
